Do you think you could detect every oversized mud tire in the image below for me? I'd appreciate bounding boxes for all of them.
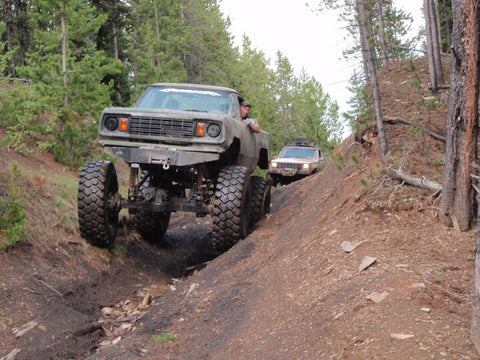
[212,165,251,252]
[78,161,120,247]
[130,173,171,245]
[250,176,271,224]
[133,211,171,245]
[267,174,278,187]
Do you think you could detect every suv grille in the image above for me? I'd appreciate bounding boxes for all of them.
[129,116,195,138]
[276,162,302,169]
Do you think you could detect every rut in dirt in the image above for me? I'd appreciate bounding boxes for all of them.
[12,216,220,360]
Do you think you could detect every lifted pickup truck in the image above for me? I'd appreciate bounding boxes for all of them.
[267,137,325,186]
[78,83,271,251]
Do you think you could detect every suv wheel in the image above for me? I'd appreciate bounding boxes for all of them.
[250,176,271,224]
[212,165,251,251]
[78,161,120,247]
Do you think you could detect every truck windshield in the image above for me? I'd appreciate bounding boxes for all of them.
[279,147,317,158]
[135,86,232,115]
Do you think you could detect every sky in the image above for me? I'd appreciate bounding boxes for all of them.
[219,0,424,121]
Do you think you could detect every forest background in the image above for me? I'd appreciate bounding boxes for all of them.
[8,0,480,355]
[0,0,422,170]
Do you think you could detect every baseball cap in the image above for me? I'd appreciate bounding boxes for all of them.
[241,101,251,108]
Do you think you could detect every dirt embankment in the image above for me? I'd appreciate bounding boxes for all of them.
[0,57,478,359]
[87,136,476,360]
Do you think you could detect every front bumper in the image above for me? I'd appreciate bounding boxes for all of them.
[105,146,220,167]
[268,168,313,177]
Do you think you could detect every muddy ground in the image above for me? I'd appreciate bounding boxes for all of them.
[0,57,479,359]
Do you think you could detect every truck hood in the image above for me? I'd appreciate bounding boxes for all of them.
[102,107,228,122]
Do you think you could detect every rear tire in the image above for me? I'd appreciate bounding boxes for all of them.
[250,176,271,224]
[130,173,171,245]
[133,211,170,245]
[78,161,120,247]
[212,165,251,252]
[267,173,278,187]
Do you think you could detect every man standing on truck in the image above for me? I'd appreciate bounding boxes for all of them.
[240,101,261,133]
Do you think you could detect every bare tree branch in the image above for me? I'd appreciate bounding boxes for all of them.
[387,43,450,57]
[384,115,446,142]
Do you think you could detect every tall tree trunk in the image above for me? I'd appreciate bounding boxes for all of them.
[2,0,16,77]
[424,0,445,93]
[60,3,68,106]
[153,0,161,67]
[357,0,388,162]
[112,22,118,60]
[474,189,480,354]
[357,11,369,82]
[16,0,29,68]
[440,0,479,231]
[375,1,388,66]
[441,0,451,49]
[432,0,444,87]
[132,2,139,86]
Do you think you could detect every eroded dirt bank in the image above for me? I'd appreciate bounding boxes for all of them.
[1,57,479,359]
[1,138,477,360]
[85,146,477,360]
[0,207,220,360]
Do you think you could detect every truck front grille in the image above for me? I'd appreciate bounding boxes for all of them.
[129,116,195,138]
[276,162,302,169]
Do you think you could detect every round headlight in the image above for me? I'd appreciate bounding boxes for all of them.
[104,116,119,131]
[207,123,221,137]
[271,161,278,168]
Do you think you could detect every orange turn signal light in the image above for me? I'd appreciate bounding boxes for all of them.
[119,117,128,132]
[196,122,205,137]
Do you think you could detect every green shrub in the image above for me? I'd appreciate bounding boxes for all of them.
[52,110,98,169]
[0,163,32,249]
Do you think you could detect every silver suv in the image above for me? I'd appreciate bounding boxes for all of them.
[267,137,324,186]
[78,83,271,251]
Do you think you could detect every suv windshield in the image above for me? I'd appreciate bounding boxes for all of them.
[279,147,317,159]
[135,86,232,115]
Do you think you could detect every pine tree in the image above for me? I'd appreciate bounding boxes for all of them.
[19,0,119,116]
[232,36,279,147]
[274,52,295,146]
[129,0,187,97]
[291,70,340,149]
[91,0,132,106]
[1,0,31,77]
[181,0,237,85]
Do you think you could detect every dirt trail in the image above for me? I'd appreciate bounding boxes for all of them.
[85,140,476,359]
[1,57,478,359]
[0,186,220,360]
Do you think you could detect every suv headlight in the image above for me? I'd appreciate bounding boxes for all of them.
[104,116,119,131]
[302,163,311,170]
[207,123,221,137]
[270,161,278,168]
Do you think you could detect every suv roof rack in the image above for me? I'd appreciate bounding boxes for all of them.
[293,137,309,145]
[291,137,318,147]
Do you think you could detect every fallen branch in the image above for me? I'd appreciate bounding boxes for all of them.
[1,348,21,360]
[384,168,442,192]
[36,278,63,297]
[387,43,450,58]
[388,43,427,54]
[472,162,480,172]
[384,116,446,142]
